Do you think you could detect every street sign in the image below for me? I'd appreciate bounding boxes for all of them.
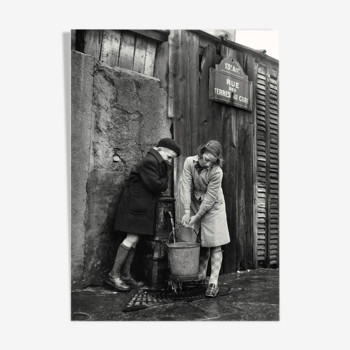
[209,57,253,111]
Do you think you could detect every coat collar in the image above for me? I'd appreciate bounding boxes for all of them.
[148,148,165,164]
[193,155,210,173]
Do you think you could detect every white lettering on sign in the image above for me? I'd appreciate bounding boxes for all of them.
[214,88,231,98]
[226,78,239,88]
[239,96,249,103]
[226,78,239,93]
[224,62,242,75]
[214,87,249,105]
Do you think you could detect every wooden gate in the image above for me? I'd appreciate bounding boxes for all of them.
[169,30,279,273]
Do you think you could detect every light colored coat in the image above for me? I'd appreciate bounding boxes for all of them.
[180,155,230,247]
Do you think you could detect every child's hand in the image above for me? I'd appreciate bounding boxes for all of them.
[181,213,190,226]
[189,215,199,228]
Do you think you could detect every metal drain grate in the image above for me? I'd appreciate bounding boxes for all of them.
[123,285,235,312]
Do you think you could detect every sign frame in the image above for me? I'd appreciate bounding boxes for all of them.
[209,57,253,111]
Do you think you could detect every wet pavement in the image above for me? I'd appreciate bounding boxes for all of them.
[71,268,279,321]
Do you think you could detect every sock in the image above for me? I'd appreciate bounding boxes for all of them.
[198,247,210,280]
[110,243,130,278]
[209,247,223,287]
[121,247,135,280]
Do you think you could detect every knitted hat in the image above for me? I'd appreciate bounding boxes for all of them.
[157,138,181,156]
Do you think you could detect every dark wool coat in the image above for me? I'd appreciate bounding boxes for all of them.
[114,148,170,235]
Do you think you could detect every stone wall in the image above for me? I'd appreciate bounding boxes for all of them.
[71,51,172,288]
[71,52,96,286]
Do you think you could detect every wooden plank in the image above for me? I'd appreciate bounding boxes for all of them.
[169,30,184,224]
[234,51,249,271]
[221,106,237,273]
[198,45,212,148]
[100,30,121,67]
[237,106,254,269]
[129,29,169,42]
[170,30,197,225]
[133,36,148,74]
[187,31,200,156]
[118,31,135,70]
[144,40,157,76]
[84,30,103,59]
[154,41,169,91]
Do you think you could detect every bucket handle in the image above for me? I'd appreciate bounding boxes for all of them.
[168,224,198,244]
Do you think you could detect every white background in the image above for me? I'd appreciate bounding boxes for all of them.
[1,1,349,349]
[236,30,279,59]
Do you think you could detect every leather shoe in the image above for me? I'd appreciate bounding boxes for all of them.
[105,274,130,292]
[205,283,219,298]
[122,276,144,288]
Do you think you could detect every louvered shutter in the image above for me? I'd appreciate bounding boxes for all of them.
[256,64,279,267]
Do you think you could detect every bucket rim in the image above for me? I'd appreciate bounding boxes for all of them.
[166,242,200,249]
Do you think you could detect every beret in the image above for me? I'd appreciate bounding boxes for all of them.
[157,138,181,156]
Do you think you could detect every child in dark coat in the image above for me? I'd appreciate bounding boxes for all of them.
[106,138,181,291]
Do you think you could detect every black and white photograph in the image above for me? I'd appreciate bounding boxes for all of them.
[2,2,350,349]
[71,29,280,321]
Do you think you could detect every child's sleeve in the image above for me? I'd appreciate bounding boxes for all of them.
[138,159,168,193]
[180,158,192,212]
[196,169,222,218]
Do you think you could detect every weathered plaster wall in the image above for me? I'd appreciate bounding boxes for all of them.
[71,52,96,285]
[71,52,171,287]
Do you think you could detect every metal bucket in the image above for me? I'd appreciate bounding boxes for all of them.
[166,226,200,281]
[176,226,198,243]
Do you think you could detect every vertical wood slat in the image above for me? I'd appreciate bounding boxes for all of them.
[100,30,121,68]
[169,30,191,224]
[154,42,169,91]
[198,45,217,149]
[236,110,244,270]
[84,30,103,60]
[144,40,157,76]
[221,107,236,273]
[133,36,148,73]
[187,31,200,156]
[119,31,136,70]
[241,51,253,271]
[247,54,257,269]
[244,106,254,269]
